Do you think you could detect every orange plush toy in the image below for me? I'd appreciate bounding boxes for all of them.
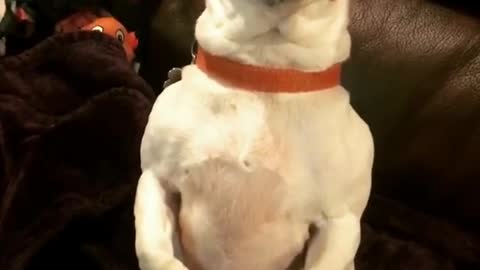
[82,17,139,62]
[56,11,138,63]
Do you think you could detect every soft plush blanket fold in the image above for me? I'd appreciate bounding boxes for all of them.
[0,31,155,270]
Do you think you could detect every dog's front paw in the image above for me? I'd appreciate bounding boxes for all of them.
[163,67,183,89]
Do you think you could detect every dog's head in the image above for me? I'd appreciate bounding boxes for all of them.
[206,0,348,38]
[232,0,347,23]
[196,0,350,69]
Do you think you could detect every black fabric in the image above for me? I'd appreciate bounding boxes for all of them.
[0,31,155,270]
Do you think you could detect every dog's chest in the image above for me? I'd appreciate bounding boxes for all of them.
[143,72,362,270]
[145,86,312,269]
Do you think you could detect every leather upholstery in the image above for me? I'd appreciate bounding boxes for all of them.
[345,0,480,230]
[344,0,480,267]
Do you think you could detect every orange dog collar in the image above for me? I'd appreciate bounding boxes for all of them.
[195,46,341,93]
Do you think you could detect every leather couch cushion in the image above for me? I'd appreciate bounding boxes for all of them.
[344,0,480,232]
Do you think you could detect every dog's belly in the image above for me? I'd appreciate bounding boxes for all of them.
[177,163,310,270]
[180,211,308,270]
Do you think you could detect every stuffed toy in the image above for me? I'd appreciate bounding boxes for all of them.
[0,0,128,56]
[82,17,138,63]
[55,11,138,63]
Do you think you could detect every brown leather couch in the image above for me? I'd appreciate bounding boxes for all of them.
[344,0,480,269]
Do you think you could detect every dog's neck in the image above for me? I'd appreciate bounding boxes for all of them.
[195,0,351,72]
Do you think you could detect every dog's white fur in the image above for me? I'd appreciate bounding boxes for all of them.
[134,0,374,270]
[0,0,5,56]
[0,1,4,23]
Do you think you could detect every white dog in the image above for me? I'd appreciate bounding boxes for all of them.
[134,0,374,270]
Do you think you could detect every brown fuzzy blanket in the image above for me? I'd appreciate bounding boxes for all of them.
[0,31,155,270]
